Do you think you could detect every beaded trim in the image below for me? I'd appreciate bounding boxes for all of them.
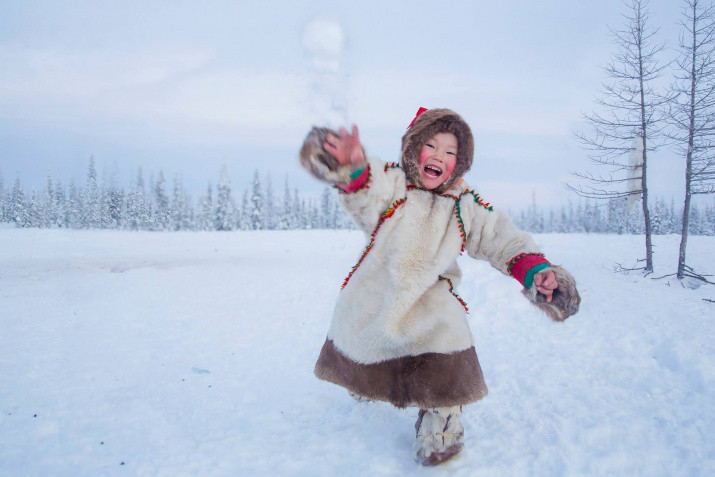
[439,275,469,312]
[341,197,407,289]
[506,253,546,277]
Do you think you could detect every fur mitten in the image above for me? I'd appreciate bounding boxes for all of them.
[523,265,581,322]
[299,127,366,186]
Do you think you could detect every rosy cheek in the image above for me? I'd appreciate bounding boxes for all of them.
[445,157,457,176]
[419,147,431,165]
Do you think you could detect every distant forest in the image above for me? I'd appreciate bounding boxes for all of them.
[1,158,714,235]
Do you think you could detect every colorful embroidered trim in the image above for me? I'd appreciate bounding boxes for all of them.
[439,275,469,312]
[465,190,493,211]
[506,253,546,277]
[336,167,372,195]
[341,197,407,289]
[440,195,467,252]
[384,162,401,171]
[441,193,470,253]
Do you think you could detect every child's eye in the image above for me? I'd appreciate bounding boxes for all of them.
[425,144,435,149]
[447,151,456,156]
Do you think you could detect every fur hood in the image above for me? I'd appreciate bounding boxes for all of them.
[400,108,474,194]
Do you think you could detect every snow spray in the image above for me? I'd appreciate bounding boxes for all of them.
[302,16,349,128]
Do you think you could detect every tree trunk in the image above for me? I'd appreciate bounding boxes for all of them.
[678,186,692,279]
[641,143,654,272]
[638,7,654,273]
[678,13,699,280]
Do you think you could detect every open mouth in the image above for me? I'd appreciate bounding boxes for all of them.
[423,165,443,179]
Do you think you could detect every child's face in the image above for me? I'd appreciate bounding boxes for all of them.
[418,132,458,190]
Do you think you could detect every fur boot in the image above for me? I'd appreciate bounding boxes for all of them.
[414,406,464,466]
[524,265,581,322]
[299,127,366,186]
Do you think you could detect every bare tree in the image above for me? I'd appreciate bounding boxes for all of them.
[569,0,669,273]
[669,0,715,281]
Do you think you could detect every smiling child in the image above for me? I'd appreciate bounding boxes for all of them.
[299,107,581,466]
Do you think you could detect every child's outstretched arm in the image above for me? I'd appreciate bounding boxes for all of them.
[299,124,403,233]
[464,206,580,321]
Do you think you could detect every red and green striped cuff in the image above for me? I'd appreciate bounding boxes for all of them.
[507,253,550,288]
[337,164,370,193]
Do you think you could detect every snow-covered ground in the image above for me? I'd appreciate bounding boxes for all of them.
[1,229,713,476]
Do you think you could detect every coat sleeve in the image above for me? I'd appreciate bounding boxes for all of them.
[338,159,405,234]
[462,196,550,288]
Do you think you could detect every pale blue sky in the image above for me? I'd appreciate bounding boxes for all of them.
[1,0,686,208]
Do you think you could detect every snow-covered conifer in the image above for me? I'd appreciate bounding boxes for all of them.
[125,167,145,230]
[85,156,101,229]
[195,182,214,231]
[28,190,42,228]
[10,176,28,227]
[215,164,234,231]
[652,199,666,234]
[104,165,123,229]
[689,204,703,235]
[42,170,56,228]
[154,170,171,231]
[321,187,334,229]
[67,181,83,229]
[0,168,5,223]
[239,189,251,230]
[706,202,715,235]
[54,176,67,228]
[171,174,192,231]
[607,198,628,234]
[555,206,567,233]
[249,169,264,230]
[264,176,275,230]
[292,188,302,229]
[276,176,291,230]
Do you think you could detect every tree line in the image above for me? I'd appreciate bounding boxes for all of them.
[0,158,354,232]
[1,158,713,235]
[511,196,715,236]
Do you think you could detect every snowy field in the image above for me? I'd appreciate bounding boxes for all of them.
[1,228,713,476]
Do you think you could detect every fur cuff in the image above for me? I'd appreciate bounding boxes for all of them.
[299,127,367,186]
[522,265,581,322]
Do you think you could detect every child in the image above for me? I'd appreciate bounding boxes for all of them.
[299,108,580,466]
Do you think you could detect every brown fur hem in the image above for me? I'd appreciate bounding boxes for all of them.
[314,339,488,408]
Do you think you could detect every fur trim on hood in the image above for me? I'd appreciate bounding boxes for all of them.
[400,108,474,194]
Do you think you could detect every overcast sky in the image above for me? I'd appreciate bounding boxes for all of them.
[1,0,688,208]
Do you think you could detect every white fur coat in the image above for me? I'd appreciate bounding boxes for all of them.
[327,160,541,364]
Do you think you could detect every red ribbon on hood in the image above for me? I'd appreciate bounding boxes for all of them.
[407,107,428,129]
